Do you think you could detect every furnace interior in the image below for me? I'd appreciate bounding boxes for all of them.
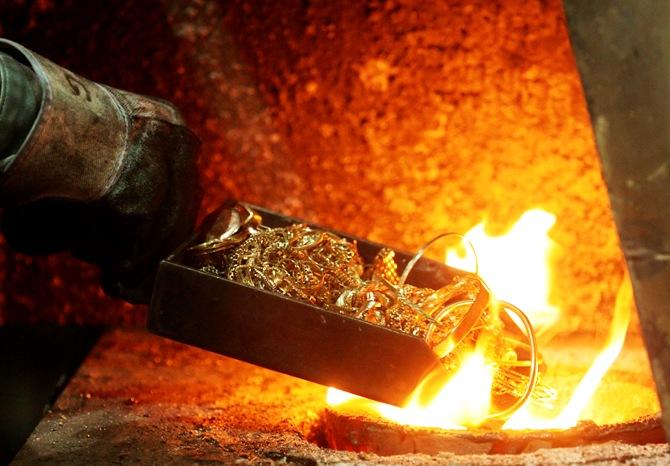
[0,0,625,332]
[0,0,664,456]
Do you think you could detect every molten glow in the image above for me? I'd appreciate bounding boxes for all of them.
[328,348,493,430]
[326,209,634,431]
[379,350,493,429]
[503,272,632,429]
[446,209,559,332]
[326,387,357,406]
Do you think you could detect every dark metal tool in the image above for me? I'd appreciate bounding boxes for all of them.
[148,204,460,406]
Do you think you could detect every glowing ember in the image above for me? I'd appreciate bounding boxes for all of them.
[326,208,635,431]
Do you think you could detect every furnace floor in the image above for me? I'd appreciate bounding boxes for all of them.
[12,329,669,465]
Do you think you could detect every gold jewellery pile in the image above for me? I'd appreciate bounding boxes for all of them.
[187,202,556,419]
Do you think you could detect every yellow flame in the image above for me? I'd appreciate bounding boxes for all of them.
[446,209,559,332]
[326,208,633,431]
[503,272,632,430]
[379,349,493,429]
[328,346,494,429]
[326,387,357,406]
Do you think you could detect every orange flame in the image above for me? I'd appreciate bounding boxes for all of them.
[326,208,633,431]
[503,271,632,430]
[328,345,493,429]
[446,209,559,332]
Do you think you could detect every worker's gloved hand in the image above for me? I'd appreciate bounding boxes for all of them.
[0,40,201,303]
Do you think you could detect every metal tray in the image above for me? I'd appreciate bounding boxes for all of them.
[148,203,458,406]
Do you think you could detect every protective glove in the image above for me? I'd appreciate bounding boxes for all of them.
[0,39,201,303]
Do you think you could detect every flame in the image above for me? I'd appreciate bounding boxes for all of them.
[378,347,494,429]
[326,208,633,431]
[446,209,559,332]
[503,272,632,430]
[328,345,494,429]
[326,387,357,406]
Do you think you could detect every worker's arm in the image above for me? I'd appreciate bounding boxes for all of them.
[0,39,201,303]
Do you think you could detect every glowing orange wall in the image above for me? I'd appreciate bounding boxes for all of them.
[0,0,623,332]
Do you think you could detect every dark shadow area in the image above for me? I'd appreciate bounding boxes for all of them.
[0,326,101,464]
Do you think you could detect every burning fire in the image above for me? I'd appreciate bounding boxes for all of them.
[445,209,559,333]
[328,347,493,430]
[327,208,633,430]
[503,271,632,430]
